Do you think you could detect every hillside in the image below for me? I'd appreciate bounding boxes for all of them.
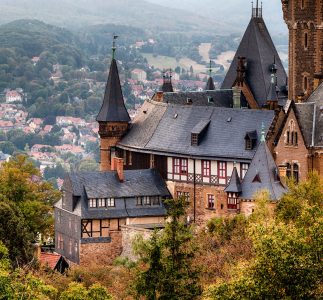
[0,20,82,58]
[146,0,287,35]
[0,0,238,35]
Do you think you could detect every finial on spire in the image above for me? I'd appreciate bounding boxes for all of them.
[209,60,213,77]
[112,35,118,60]
[252,0,262,18]
[260,122,265,142]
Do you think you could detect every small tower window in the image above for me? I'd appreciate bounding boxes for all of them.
[301,0,305,9]
[304,76,308,93]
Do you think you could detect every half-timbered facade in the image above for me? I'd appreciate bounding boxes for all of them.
[54,158,170,265]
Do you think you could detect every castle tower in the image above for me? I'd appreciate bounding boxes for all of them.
[161,70,174,92]
[205,60,215,90]
[96,37,130,171]
[282,0,323,101]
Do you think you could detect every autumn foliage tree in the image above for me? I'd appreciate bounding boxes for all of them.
[0,155,61,265]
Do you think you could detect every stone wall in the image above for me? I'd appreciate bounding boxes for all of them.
[79,231,122,266]
[121,226,153,261]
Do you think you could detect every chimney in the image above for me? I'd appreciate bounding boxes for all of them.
[112,157,124,182]
[154,91,164,102]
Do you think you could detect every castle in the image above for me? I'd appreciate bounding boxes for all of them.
[55,1,323,265]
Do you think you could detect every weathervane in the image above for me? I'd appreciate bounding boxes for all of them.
[112,34,119,59]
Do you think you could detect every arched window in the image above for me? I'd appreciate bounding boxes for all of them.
[304,76,308,92]
[301,0,305,9]
[293,164,299,183]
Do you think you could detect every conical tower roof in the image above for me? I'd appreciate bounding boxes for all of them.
[96,59,130,122]
[240,142,287,201]
[225,166,242,193]
[205,77,215,90]
[221,10,287,106]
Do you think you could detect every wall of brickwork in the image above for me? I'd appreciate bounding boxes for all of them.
[274,108,309,181]
[167,181,237,225]
[312,151,323,175]
[79,231,122,266]
[282,0,323,100]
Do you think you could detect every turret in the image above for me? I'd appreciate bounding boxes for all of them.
[96,36,130,171]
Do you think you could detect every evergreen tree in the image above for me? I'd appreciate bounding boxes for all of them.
[133,197,201,300]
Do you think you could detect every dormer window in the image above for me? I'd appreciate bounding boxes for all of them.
[191,133,198,146]
[245,130,257,150]
[89,198,97,208]
[245,138,252,150]
[107,198,115,207]
[98,198,106,207]
[191,119,210,146]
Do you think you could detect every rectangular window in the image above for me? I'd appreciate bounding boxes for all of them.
[57,211,62,224]
[173,158,188,175]
[152,196,160,205]
[202,160,211,177]
[81,219,110,238]
[143,196,151,206]
[128,151,132,166]
[69,239,72,255]
[150,154,155,168]
[136,197,143,206]
[227,193,238,210]
[89,199,97,208]
[241,163,249,179]
[74,241,78,254]
[98,198,106,207]
[58,233,64,250]
[107,198,115,207]
[218,161,227,179]
[208,194,215,209]
[68,217,72,230]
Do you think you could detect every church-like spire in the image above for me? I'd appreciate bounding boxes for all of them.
[161,69,174,93]
[96,36,130,122]
[205,60,215,90]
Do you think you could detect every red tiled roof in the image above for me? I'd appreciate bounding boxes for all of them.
[39,252,61,269]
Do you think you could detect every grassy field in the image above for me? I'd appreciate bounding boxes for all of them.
[198,43,211,62]
[142,53,207,74]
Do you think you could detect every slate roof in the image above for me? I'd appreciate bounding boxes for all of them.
[294,102,315,147]
[206,77,215,90]
[221,14,287,107]
[162,90,233,107]
[119,100,275,161]
[240,142,287,200]
[304,82,323,147]
[61,169,169,219]
[96,59,130,122]
[225,167,242,193]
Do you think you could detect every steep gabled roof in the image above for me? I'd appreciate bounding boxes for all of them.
[96,59,130,122]
[240,142,287,201]
[221,15,287,106]
[225,167,242,193]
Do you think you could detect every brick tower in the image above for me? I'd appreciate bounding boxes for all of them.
[96,38,130,171]
[282,0,323,101]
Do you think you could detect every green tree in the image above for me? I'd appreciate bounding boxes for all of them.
[133,197,202,300]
